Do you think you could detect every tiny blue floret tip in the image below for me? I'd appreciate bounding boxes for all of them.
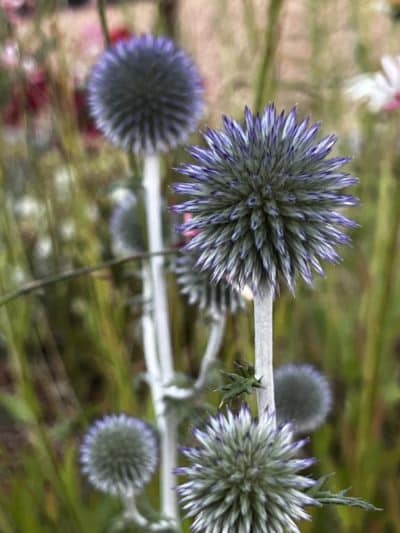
[177,406,317,533]
[80,414,158,497]
[173,105,358,295]
[88,34,204,154]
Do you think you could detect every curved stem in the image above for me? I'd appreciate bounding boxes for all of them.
[254,289,275,425]
[164,315,226,400]
[0,249,177,307]
[118,494,176,532]
[96,0,110,47]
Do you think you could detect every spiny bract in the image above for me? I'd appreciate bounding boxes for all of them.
[175,250,245,317]
[173,105,358,295]
[88,34,204,154]
[274,364,332,433]
[80,414,158,496]
[177,406,316,533]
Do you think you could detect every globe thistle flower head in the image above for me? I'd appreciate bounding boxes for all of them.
[110,190,146,254]
[177,406,316,533]
[88,35,204,154]
[175,250,245,317]
[173,105,358,295]
[274,364,332,433]
[80,414,158,496]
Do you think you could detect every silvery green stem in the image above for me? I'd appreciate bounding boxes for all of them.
[254,289,275,426]
[195,314,226,392]
[143,154,178,522]
[141,264,164,424]
[143,154,174,379]
[118,494,176,532]
[164,315,226,400]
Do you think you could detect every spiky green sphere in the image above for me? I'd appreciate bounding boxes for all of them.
[177,407,316,533]
[175,250,245,317]
[274,364,332,433]
[173,105,358,295]
[80,414,158,496]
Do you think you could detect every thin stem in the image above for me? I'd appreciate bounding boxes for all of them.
[157,0,180,38]
[355,157,400,493]
[0,249,178,307]
[164,315,226,400]
[96,0,111,47]
[253,289,275,425]
[241,0,258,52]
[253,0,285,113]
[141,264,164,423]
[198,315,226,389]
[143,154,178,522]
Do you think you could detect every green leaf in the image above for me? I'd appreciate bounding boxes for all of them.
[216,361,262,407]
[308,473,382,512]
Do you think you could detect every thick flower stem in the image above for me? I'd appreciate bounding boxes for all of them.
[254,289,275,426]
[143,154,178,523]
[143,155,174,379]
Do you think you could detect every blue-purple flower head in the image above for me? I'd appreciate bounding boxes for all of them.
[88,35,204,154]
[177,406,316,533]
[274,364,332,433]
[173,105,358,295]
[80,414,158,496]
[110,190,146,254]
[175,250,245,317]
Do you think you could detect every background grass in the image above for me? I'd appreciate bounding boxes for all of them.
[0,0,399,531]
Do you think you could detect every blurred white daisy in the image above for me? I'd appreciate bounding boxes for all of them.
[344,55,400,111]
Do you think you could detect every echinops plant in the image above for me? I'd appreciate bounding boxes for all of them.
[82,23,376,533]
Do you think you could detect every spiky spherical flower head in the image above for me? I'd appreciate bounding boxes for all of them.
[175,250,245,317]
[88,35,204,154]
[274,364,332,433]
[173,105,358,295]
[80,414,158,496]
[177,407,316,533]
[110,191,146,254]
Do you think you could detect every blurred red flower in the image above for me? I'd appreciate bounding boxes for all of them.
[3,68,49,126]
[109,27,132,46]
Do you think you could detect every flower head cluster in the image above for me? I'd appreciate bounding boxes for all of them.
[177,407,316,533]
[344,55,400,112]
[274,364,332,433]
[80,414,158,496]
[110,190,146,254]
[174,105,357,295]
[88,35,204,154]
[175,250,245,317]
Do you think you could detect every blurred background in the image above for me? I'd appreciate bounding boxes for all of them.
[0,1,399,532]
